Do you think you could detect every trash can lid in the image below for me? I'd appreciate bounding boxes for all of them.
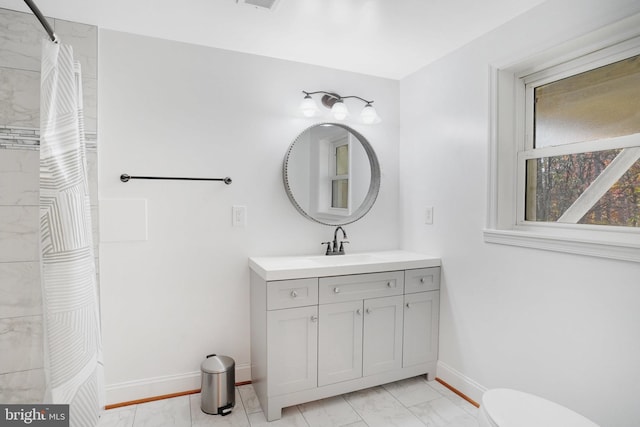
[201,354,235,374]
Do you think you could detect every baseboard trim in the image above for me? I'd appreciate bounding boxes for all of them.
[105,389,201,410]
[105,363,251,407]
[436,360,487,405]
[104,362,486,411]
[435,377,479,408]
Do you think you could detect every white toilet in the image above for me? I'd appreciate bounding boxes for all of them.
[478,389,600,427]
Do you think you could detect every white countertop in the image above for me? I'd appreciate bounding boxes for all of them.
[249,250,441,281]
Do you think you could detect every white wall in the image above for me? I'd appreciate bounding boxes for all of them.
[399,1,640,426]
[97,30,400,403]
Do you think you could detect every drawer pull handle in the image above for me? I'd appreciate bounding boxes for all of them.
[420,278,425,284]
[311,315,318,322]
[387,281,393,288]
[356,309,362,315]
[366,308,372,314]
[334,287,340,293]
[290,290,298,298]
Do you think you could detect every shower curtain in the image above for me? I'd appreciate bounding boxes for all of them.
[39,39,103,426]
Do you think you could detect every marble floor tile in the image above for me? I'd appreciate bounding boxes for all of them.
[461,402,479,418]
[344,386,424,427]
[190,390,249,427]
[408,396,479,427]
[247,407,309,427]
[427,381,479,415]
[97,406,136,427]
[238,384,262,414]
[132,395,191,427]
[425,380,456,397]
[298,395,362,427]
[0,261,41,319]
[99,378,483,427]
[383,376,442,407]
[0,148,39,206]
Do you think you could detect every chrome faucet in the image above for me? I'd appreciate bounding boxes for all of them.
[321,226,349,255]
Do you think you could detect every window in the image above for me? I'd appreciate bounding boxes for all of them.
[311,130,353,220]
[331,142,350,209]
[522,54,640,228]
[485,17,640,262]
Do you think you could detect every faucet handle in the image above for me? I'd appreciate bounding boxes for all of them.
[321,241,332,255]
[338,240,350,253]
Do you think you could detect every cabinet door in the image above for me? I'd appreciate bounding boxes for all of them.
[267,305,318,395]
[403,291,439,367]
[318,300,363,386]
[363,295,403,376]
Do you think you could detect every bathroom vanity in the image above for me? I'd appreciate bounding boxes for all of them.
[249,250,441,420]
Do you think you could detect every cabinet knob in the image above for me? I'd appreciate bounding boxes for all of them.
[406,302,411,308]
[420,277,425,284]
[356,308,362,315]
[387,281,393,288]
[310,315,318,322]
[366,308,372,314]
[334,287,340,293]
[290,290,298,298]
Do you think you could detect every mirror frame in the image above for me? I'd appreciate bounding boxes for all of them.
[283,123,381,226]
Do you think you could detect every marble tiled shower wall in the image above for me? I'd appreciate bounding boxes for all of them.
[0,8,98,403]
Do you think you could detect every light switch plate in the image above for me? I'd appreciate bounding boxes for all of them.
[232,205,247,227]
[424,206,433,225]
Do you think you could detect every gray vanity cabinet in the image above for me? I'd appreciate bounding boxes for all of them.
[403,290,440,367]
[262,277,319,396]
[318,271,405,386]
[266,305,318,396]
[318,300,363,386]
[403,268,440,367]
[250,261,441,421]
[362,294,404,375]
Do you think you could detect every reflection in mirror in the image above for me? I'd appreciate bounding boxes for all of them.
[283,123,380,226]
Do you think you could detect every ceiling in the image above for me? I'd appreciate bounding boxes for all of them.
[2,0,547,79]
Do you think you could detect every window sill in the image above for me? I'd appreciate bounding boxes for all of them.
[483,228,640,263]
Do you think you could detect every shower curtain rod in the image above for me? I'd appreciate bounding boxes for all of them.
[23,0,58,43]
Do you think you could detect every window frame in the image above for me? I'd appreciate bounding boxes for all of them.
[329,138,351,211]
[312,133,353,221]
[484,16,640,263]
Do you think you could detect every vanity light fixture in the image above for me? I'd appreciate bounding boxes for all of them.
[299,90,381,124]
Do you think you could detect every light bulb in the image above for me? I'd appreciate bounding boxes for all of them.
[360,103,380,124]
[331,100,349,120]
[299,94,319,117]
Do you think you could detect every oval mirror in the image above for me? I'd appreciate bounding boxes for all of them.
[283,123,380,226]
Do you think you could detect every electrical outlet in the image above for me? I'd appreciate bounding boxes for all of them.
[232,205,247,227]
[424,206,433,225]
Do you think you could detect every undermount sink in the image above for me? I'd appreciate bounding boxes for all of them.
[249,250,440,281]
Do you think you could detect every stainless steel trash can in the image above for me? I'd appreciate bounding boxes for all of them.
[200,354,235,416]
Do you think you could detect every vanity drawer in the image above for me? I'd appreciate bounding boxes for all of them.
[404,267,440,294]
[267,278,318,310]
[319,271,404,304]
